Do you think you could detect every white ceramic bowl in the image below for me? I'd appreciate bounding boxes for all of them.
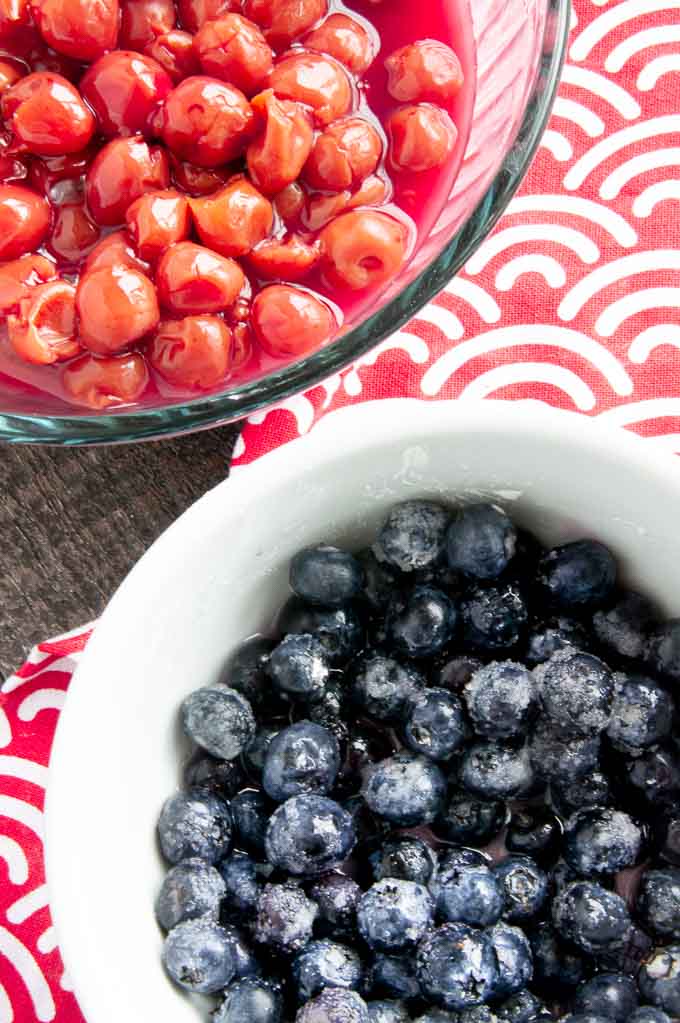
[46,399,680,1023]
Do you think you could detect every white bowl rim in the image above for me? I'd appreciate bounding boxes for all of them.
[44,397,680,1023]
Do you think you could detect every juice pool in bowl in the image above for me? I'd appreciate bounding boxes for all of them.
[0,0,476,414]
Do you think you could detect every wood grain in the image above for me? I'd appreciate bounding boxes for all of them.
[0,425,240,678]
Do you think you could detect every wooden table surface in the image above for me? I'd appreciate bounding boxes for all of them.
[0,425,240,678]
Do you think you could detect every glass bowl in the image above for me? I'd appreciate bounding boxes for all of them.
[0,0,570,444]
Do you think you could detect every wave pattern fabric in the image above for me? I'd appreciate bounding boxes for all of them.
[2,0,680,1018]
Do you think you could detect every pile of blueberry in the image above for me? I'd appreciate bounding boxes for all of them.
[155,499,680,1023]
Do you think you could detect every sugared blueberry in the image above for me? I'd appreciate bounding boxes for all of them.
[639,944,680,1015]
[385,585,457,659]
[375,500,450,573]
[276,598,364,664]
[253,883,317,953]
[416,923,499,1010]
[219,635,277,711]
[622,744,680,804]
[551,771,611,816]
[352,654,424,722]
[525,617,590,666]
[265,794,355,875]
[593,590,657,661]
[434,860,503,927]
[496,990,546,1023]
[366,1001,409,1023]
[647,619,680,682]
[446,503,517,580]
[368,953,422,1000]
[181,685,256,761]
[436,654,483,692]
[214,978,283,1023]
[535,650,613,738]
[403,687,467,760]
[362,752,446,826]
[268,634,330,702]
[309,873,362,940]
[290,545,364,607]
[217,851,262,918]
[538,540,616,609]
[155,857,226,931]
[370,835,437,886]
[506,809,562,863]
[530,923,586,992]
[572,973,639,1023]
[636,868,680,939]
[158,788,232,864]
[162,918,240,993]
[459,741,534,799]
[461,583,528,652]
[293,939,363,1002]
[464,661,535,739]
[244,725,282,778]
[357,878,433,951]
[296,989,370,1023]
[552,881,631,955]
[493,856,548,923]
[435,790,507,845]
[231,789,270,853]
[529,721,600,783]
[183,749,246,798]
[606,674,673,752]
[488,921,533,997]
[262,721,340,802]
[563,807,644,877]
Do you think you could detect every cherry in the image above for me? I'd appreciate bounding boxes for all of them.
[304,13,376,74]
[62,351,149,408]
[7,277,79,363]
[273,180,304,223]
[194,14,273,97]
[303,117,382,192]
[2,71,95,156]
[125,189,190,262]
[80,51,173,138]
[0,58,24,93]
[178,0,239,33]
[48,202,100,264]
[0,182,50,259]
[385,39,464,104]
[244,0,326,49]
[159,75,255,168]
[156,241,245,314]
[0,251,56,313]
[387,103,456,172]
[247,89,313,196]
[319,209,408,290]
[83,231,150,279]
[31,0,119,62]
[247,234,319,281]
[149,314,232,388]
[0,0,39,55]
[189,176,273,257]
[231,320,252,369]
[119,0,175,50]
[145,30,200,82]
[251,283,335,358]
[302,175,389,231]
[85,135,169,226]
[168,153,232,196]
[76,264,159,352]
[268,51,353,127]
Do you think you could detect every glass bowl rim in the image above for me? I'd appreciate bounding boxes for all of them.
[0,0,571,445]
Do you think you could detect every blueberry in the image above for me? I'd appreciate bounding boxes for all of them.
[593,590,658,661]
[434,861,503,927]
[653,802,680,866]
[496,990,546,1023]
[362,752,446,826]
[493,856,548,923]
[461,582,528,652]
[276,597,364,665]
[296,989,370,1023]
[218,851,262,917]
[386,585,457,659]
[464,661,535,739]
[309,874,362,940]
[183,749,246,799]
[366,1001,410,1023]
[628,1010,671,1023]
[335,719,399,800]
[622,745,680,804]
[639,945,680,1015]
[412,1012,456,1023]
[268,634,331,702]
[606,674,673,752]
[538,540,616,609]
[357,878,434,951]
[155,857,226,931]
[351,654,425,722]
[416,923,499,1010]
[435,790,507,845]
[525,617,590,667]
[231,789,270,854]
[262,721,340,802]
[222,923,262,978]
[375,500,450,573]
[162,918,239,993]
[181,685,256,761]
[572,973,639,1022]
[371,836,437,886]
[244,725,282,778]
[506,810,562,863]
[403,687,467,760]
[435,655,484,693]
[551,771,611,817]
[293,939,363,1002]
[446,503,517,580]
[530,923,586,992]
[564,807,644,877]
[253,882,317,953]
[438,846,489,870]
[459,741,534,800]
[265,794,355,876]
[368,953,422,999]
[157,788,232,864]
[535,650,614,738]
[214,978,283,1023]
[552,881,631,955]
[529,721,600,784]
[647,618,680,682]
[290,545,364,608]
[488,921,533,997]
[357,549,402,613]
[219,635,277,710]
[635,868,680,939]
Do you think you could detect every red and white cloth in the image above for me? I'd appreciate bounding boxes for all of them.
[2,0,680,1017]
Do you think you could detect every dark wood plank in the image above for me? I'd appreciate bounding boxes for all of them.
[0,425,240,678]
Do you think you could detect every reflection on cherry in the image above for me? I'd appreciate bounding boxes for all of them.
[62,351,149,408]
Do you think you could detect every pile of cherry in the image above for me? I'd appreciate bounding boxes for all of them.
[0,0,462,408]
